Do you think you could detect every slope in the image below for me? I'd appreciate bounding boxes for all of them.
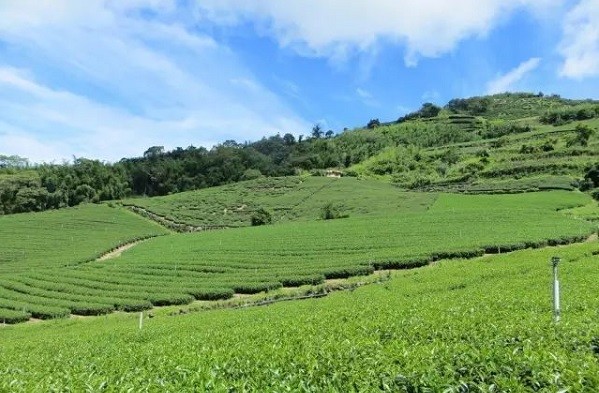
[0,191,594,322]
[121,176,437,228]
[0,204,169,274]
[0,241,597,391]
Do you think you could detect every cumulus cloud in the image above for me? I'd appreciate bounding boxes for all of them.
[0,1,308,162]
[196,0,559,65]
[558,0,599,79]
[486,57,541,94]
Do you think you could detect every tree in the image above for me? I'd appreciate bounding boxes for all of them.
[367,119,381,129]
[584,164,599,189]
[567,123,595,147]
[251,207,272,226]
[143,146,164,159]
[325,130,334,138]
[311,124,323,139]
[419,103,441,118]
[283,133,296,145]
[0,154,29,169]
[320,202,347,220]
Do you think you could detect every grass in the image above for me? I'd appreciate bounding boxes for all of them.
[0,204,169,273]
[0,190,594,321]
[0,241,597,391]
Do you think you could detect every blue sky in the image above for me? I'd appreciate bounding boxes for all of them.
[1,0,599,163]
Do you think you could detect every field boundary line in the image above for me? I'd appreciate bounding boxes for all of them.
[288,178,337,214]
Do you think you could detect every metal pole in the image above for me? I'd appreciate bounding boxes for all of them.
[552,256,560,323]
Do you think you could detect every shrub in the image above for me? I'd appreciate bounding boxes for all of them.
[280,274,325,287]
[146,293,194,307]
[367,119,381,129]
[187,288,235,301]
[251,208,272,226]
[232,282,283,294]
[322,266,374,279]
[372,258,430,270]
[321,202,347,220]
[567,124,595,147]
[241,169,262,181]
[69,302,115,316]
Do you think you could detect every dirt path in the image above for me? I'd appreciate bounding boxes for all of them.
[97,239,147,261]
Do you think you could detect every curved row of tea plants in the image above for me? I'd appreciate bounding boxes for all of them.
[0,242,597,390]
[0,204,169,273]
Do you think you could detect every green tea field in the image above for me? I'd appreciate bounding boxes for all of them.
[122,176,437,228]
[0,204,169,273]
[0,189,595,323]
[0,242,597,391]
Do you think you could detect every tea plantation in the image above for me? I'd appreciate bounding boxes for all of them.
[0,170,598,391]
[0,204,169,273]
[121,176,437,228]
[0,242,597,391]
[0,190,595,322]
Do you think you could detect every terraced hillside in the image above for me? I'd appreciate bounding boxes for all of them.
[352,117,599,192]
[0,190,595,323]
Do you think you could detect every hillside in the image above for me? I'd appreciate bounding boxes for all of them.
[2,92,599,217]
[0,204,168,273]
[121,176,436,228]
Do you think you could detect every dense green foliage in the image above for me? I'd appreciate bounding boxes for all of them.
[0,242,598,390]
[353,119,599,192]
[0,204,168,273]
[540,103,599,125]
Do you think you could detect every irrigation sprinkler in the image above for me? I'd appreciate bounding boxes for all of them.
[552,256,560,323]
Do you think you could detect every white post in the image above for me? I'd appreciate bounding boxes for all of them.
[552,256,560,323]
[139,311,144,330]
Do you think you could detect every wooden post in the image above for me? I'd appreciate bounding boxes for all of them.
[139,311,143,330]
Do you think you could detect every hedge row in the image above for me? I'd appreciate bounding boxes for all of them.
[25,272,209,304]
[372,258,430,270]
[0,308,31,324]
[279,274,325,287]
[232,282,283,294]
[0,293,70,319]
[0,278,152,314]
[321,266,375,280]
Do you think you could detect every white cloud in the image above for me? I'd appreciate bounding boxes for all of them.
[356,88,372,100]
[558,0,599,79]
[356,88,379,107]
[0,1,309,162]
[197,0,560,66]
[486,57,541,94]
